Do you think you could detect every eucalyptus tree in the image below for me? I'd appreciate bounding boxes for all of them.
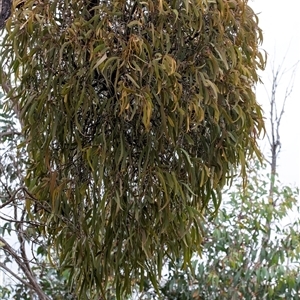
[0,0,265,298]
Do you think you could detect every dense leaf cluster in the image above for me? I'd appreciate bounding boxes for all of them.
[138,166,300,299]
[1,0,265,297]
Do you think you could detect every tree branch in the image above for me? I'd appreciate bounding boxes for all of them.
[0,261,35,291]
[0,236,51,300]
[0,130,21,139]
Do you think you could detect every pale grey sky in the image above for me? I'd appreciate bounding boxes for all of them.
[250,0,300,186]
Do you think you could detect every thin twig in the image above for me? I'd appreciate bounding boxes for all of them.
[0,130,22,138]
[0,261,35,291]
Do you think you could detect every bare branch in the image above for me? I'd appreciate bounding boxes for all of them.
[0,236,51,300]
[0,130,21,138]
[0,186,25,209]
[267,59,298,176]
[0,217,42,235]
[0,184,51,215]
[0,261,35,291]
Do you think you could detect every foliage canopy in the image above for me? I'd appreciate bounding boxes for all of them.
[1,0,265,297]
[138,165,300,299]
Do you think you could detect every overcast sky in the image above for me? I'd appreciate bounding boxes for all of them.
[250,0,300,186]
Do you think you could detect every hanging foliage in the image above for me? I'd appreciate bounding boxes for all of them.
[0,0,265,298]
